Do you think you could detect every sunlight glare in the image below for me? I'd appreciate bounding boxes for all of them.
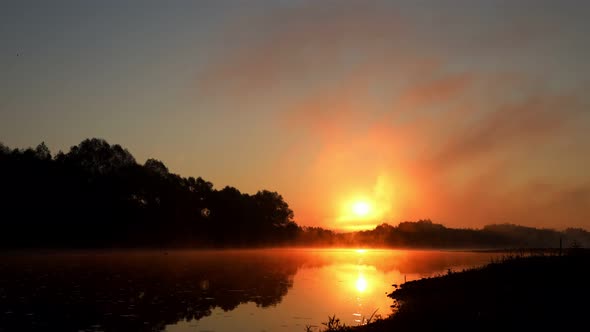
[352,201,371,217]
[355,274,368,292]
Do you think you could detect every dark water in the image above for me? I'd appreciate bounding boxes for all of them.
[0,249,501,332]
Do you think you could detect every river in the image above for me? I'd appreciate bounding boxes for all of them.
[0,249,502,332]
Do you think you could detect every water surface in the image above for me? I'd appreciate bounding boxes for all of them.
[0,249,501,332]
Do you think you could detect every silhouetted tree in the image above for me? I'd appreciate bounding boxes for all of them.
[144,158,169,176]
[253,190,294,228]
[64,138,136,174]
[34,142,51,160]
[0,142,9,154]
[0,138,303,248]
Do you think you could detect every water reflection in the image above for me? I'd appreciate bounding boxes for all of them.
[0,249,500,332]
[355,273,367,293]
[0,251,302,331]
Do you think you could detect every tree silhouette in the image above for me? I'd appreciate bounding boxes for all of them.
[64,138,136,174]
[0,138,302,248]
[1,139,589,249]
[144,158,169,176]
[34,142,51,160]
[0,142,9,154]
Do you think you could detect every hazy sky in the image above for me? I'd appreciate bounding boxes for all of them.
[2,0,589,230]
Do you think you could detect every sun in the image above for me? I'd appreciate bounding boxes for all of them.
[351,201,371,217]
[336,197,378,230]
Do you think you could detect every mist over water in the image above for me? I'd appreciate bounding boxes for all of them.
[0,248,502,332]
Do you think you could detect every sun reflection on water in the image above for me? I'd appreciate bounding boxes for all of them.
[165,249,502,331]
[355,274,368,293]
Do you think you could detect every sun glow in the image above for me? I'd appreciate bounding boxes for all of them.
[335,196,378,231]
[335,174,400,230]
[351,201,371,217]
[355,274,368,292]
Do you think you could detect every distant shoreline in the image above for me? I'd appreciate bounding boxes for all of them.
[0,245,567,253]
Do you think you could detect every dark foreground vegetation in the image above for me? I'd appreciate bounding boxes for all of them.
[335,250,590,332]
[2,139,590,249]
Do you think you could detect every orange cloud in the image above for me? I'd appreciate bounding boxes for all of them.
[192,2,590,230]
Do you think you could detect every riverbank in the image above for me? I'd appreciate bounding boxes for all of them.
[346,250,590,331]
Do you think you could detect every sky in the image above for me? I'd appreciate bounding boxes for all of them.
[1,0,590,231]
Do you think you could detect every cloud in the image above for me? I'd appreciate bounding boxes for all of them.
[192,1,590,229]
[428,92,581,170]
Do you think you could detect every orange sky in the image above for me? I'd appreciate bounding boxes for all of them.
[2,1,590,231]
[195,3,590,229]
[194,3,590,231]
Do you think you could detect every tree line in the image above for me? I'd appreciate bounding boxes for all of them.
[1,139,588,249]
[0,138,298,247]
[298,220,590,249]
